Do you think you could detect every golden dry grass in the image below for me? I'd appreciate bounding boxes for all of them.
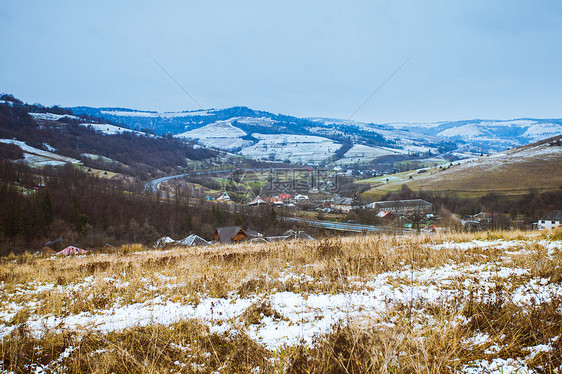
[1,229,561,373]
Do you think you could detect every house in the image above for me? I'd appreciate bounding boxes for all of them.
[294,194,309,202]
[332,197,361,213]
[154,236,176,248]
[177,234,210,247]
[217,192,231,203]
[266,230,314,242]
[365,199,432,215]
[422,224,438,233]
[473,212,493,223]
[282,229,314,241]
[535,210,562,230]
[213,226,249,244]
[37,246,56,256]
[213,226,264,244]
[376,211,395,221]
[248,195,267,206]
[278,193,291,201]
[57,246,88,255]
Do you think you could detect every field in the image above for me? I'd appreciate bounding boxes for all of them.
[359,141,562,199]
[1,230,561,373]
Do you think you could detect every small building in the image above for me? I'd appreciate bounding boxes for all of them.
[422,224,438,233]
[177,234,210,247]
[376,211,395,220]
[57,246,88,255]
[266,230,314,242]
[154,236,176,248]
[213,226,263,244]
[278,193,291,201]
[535,210,562,230]
[217,192,231,203]
[213,226,249,244]
[283,229,314,241]
[294,194,309,202]
[248,195,267,206]
[332,197,361,213]
[365,199,432,215]
[473,212,493,223]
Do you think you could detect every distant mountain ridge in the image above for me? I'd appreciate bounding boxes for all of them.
[72,105,562,165]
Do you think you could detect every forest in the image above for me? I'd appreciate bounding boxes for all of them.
[0,162,296,256]
[0,98,216,180]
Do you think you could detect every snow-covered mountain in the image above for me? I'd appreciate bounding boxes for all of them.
[71,106,562,166]
[383,118,562,148]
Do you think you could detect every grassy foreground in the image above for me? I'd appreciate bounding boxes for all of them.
[1,230,561,373]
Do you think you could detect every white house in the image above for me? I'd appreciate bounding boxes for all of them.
[217,192,231,203]
[294,194,309,202]
[535,210,562,230]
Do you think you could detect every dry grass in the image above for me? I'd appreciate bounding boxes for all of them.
[1,230,561,373]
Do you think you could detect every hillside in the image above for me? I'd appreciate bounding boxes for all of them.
[0,96,218,180]
[360,135,562,199]
[2,231,561,372]
[72,105,562,167]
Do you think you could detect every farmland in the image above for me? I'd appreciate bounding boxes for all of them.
[1,230,561,373]
[359,139,562,199]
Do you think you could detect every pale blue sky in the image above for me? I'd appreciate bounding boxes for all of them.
[1,1,561,123]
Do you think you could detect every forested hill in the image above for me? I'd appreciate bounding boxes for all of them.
[0,94,217,180]
[72,104,562,166]
[71,106,389,147]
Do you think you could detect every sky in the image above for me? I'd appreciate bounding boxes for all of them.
[1,0,562,123]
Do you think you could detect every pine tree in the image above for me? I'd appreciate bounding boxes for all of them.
[40,190,54,227]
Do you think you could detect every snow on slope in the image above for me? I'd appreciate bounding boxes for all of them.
[236,117,277,127]
[174,120,252,151]
[438,124,485,138]
[100,109,213,117]
[176,120,247,138]
[0,139,81,166]
[29,112,150,136]
[29,112,79,121]
[80,123,148,136]
[429,142,560,175]
[336,145,402,165]
[522,122,562,142]
[240,134,339,164]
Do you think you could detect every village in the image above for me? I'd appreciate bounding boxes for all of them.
[40,183,562,256]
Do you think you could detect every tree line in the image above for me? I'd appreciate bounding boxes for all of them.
[0,162,298,255]
[0,101,216,180]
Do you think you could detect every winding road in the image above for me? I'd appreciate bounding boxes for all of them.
[144,169,235,194]
[144,170,408,234]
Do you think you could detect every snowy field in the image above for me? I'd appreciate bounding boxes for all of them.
[336,144,401,165]
[175,120,253,151]
[1,231,561,372]
[29,112,150,137]
[240,133,339,164]
[0,139,81,167]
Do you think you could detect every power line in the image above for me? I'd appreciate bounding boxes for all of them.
[347,53,415,121]
[145,50,204,110]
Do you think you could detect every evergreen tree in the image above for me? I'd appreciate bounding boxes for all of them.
[40,190,54,227]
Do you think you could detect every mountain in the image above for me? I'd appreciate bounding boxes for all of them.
[71,105,562,166]
[0,96,218,180]
[359,135,562,199]
[383,118,562,150]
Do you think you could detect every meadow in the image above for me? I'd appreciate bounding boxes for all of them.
[1,230,561,373]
